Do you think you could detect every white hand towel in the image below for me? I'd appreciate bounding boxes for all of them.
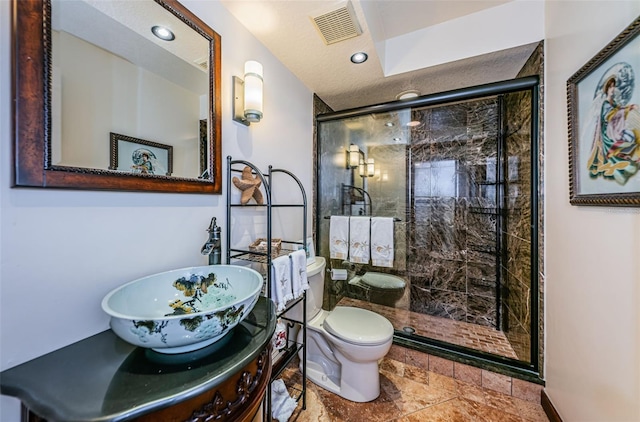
[371,217,394,267]
[271,255,293,312]
[349,216,370,264]
[290,249,308,298]
[271,379,297,421]
[329,216,349,259]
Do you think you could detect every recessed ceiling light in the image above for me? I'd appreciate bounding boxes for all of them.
[350,52,368,64]
[393,137,402,142]
[407,120,421,127]
[396,90,420,100]
[151,25,175,41]
[385,122,394,127]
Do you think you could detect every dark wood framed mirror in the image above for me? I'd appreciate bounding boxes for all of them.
[12,0,222,193]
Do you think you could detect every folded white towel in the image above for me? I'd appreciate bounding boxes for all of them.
[290,249,308,298]
[271,379,297,421]
[349,216,370,264]
[329,216,350,260]
[371,217,394,267]
[271,255,293,312]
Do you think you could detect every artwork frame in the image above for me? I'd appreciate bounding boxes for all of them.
[109,133,173,176]
[199,119,209,178]
[567,17,640,206]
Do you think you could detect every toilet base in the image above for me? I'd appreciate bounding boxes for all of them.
[303,356,382,402]
[304,360,341,396]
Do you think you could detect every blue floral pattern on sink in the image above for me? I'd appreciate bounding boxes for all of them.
[130,272,247,347]
[102,265,263,354]
[168,273,237,315]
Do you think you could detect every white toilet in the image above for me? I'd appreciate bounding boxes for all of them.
[292,257,394,402]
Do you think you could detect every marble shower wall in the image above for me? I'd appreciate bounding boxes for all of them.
[407,99,502,329]
[315,67,541,363]
[405,89,537,363]
[520,42,544,375]
[503,42,544,363]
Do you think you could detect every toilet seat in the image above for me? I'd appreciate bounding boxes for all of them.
[323,306,393,346]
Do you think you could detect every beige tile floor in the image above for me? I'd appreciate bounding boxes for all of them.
[276,350,548,422]
[338,297,520,360]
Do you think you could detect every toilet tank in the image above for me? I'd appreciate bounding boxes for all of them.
[288,256,325,321]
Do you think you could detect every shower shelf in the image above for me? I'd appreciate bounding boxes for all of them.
[469,207,501,215]
[468,246,498,255]
[476,181,504,185]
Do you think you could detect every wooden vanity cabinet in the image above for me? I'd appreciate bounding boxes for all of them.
[4,298,276,422]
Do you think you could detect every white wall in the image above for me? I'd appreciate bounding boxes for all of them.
[5,0,640,421]
[0,1,312,420]
[382,0,544,77]
[54,31,203,176]
[545,2,640,421]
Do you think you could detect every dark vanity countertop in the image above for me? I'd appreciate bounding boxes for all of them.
[0,297,276,422]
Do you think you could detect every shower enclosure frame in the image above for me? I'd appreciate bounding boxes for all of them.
[315,76,541,381]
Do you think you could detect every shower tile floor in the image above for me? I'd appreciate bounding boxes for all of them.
[337,297,520,359]
[277,350,548,422]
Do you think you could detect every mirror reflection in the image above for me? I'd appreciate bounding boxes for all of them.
[12,0,221,193]
[51,0,209,179]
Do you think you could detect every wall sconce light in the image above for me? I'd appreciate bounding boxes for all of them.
[359,158,366,177]
[367,158,375,177]
[233,61,263,126]
[346,144,360,168]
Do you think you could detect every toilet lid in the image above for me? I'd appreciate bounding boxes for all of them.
[323,306,393,346]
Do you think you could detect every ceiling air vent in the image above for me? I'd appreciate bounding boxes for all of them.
[310,1,362,45]
[194,57,208,72]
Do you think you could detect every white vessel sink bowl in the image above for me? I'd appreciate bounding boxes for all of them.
[102,265,262,354]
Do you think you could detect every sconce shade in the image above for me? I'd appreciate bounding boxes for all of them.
[348,144,360,168]
[243,61,263,123]
[359,159,365,177]
[367,158,375,177]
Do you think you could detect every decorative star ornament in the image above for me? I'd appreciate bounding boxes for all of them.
[232,166,264,205]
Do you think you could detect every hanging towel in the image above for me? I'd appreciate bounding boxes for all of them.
[349,216,371,264]
[271,255,293,312]
[270,379,298,421]
[290,249,308,298]
[329,216,350,260]
[371,217,394,267]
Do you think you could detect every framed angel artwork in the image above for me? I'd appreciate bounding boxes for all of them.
[567,16,640,206]
[109,133,173,176]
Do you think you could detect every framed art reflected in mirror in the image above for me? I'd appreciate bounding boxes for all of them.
[109,133,173,176]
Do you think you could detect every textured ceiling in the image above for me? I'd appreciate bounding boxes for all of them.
[220,0,538,111]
